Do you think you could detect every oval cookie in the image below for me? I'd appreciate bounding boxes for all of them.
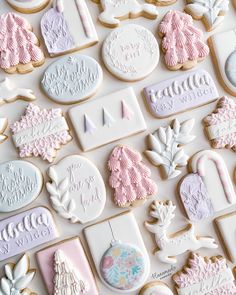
[6,0,50,13]
[46,155,106,224]
[139,281,173,295]
[41,54,103,104]
[0,160,43,212]
[102,24,159,81]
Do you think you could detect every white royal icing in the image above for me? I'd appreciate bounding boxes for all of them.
[69,87,147,152]
[6,0,48,10]
[41,54,103,104]
[102,24,159,81]
[145,200,217,264]
[209,28,236,96]
[140,282,173,295]
[47,155,106,224]
[0,78,36,106]
[96,0,158,27]
[0,160,43,212]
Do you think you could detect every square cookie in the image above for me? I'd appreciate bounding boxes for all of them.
[36,237,99,295]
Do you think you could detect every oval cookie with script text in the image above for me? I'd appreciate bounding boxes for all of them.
[41,54,103,104]
[144,69,219,118]
[0,160,43,212]
[46,155,106,224]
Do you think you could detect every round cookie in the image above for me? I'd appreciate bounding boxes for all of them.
[139,281,173,295]
[102,24,159,82]
[6,0,50,14]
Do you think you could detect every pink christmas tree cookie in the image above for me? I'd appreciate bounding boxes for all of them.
[0,12,44,74]
[108,146,157,207]
[173,253,236,295]
[204,96,236,152]
[11,104,72,162]
[158,10,209,70]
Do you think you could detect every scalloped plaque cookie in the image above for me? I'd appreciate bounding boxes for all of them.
[6,0,50,13]
[204,97,236,152]
[69,87,147,151]
[41,0,98,57]
[11,104,72,163]
[93,0,158,27]
[144,69,219,118]
[46,155,106,224]
[102,24,159,81]
[41,54,103,104]
[37,237,99,295]
[0,160,43,212]
[0,207,58,261]
[173,253,236,294]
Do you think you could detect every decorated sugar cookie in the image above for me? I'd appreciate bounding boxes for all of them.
[173,253,236,294]
[11,104,72,162]
[108,146,157,207]
[146,0,177,6]
[0,117,8,144]
[0,12,44,74]
[93,0,158,27]
[41,0,98,57]
[0,207,58,261]
[46,155,106,224]
[145,118,196,179]
[0,254,36,295]
[159,11,209,70]
[145,200,217,264]
[6,0,50,13]
[41,54,103,104]
[139,281,173,295]
[102,24,159,81]
[37,237,99,295]
[204,97,236,152]
[185,0,229,31]
[180,150,236,221]
[84,211,150,292]
[0,160,43,212]
[0,78,36,106]
[143,69,219,118]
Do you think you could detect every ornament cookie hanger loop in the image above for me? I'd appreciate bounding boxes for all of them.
[108,220,121,246]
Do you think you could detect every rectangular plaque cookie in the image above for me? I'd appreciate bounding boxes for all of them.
[69,87,147,151]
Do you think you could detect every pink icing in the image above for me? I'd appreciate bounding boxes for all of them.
[10,103,72,162]
[36,237,99,295]
[0,12,44,69]
[108,146,157,207]
[204,96,236,152]
[173,253,236,294]
[159,11,209,68]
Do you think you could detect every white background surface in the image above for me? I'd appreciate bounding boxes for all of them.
[0,0,236,294]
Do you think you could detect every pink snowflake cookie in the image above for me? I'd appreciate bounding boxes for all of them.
[204,96,236,152]
[173,253,236,295]
[11,103,72,162]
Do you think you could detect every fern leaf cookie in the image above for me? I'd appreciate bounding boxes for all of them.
[185,0,229,31]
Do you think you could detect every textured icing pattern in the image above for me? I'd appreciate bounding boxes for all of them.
[102,24,159,81]
[159,11,209,69]
[145,118,195,179]
[145,201,217,264]
[108,146,157,207]
[204,97,236,152]
[173,253,236,295]
[10,104,72,162]
[100,242,146,291]
[41,54,103,104]
[144,69,218,118]
[0,12,44,70]
[179,173,214,222]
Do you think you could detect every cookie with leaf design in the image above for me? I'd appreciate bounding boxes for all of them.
[145,118,196,179]
[46,155,106,224]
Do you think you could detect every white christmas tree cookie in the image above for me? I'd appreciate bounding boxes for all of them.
[92,0,158,27]
[145,200,217,264]
[46,155,106,224]
[0,12,44,74]
[0,254,36,295]
[145,118,195,179]
[185,0,229,31]
[6,0,50,13]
